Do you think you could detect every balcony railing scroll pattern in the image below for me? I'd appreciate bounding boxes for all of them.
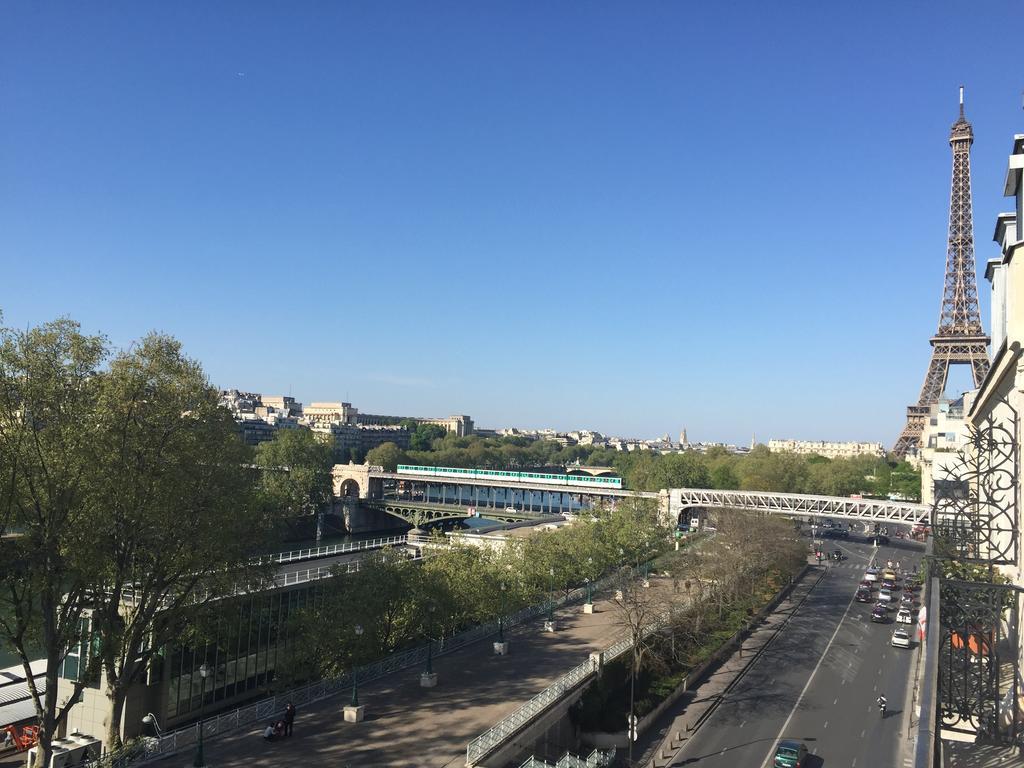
[930,394,1024,750]
[936,579,1019,742]
[933,405,1018,566]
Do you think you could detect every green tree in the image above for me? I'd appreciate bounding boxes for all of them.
[254,427,335,517]
[0,318,110,767]
[409,424,447,451]
[365,442,409,472]
[87,334,269,747]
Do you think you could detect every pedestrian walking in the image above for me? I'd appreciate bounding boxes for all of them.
[284,702,296,737]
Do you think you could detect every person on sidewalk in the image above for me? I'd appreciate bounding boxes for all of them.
[284,702,296,737]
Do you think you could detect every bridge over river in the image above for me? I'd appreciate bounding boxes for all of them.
[329,463,929,532]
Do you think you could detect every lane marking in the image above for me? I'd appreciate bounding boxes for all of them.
[740,720,746,728]
[757,577,861,768]
[833,697,839,705]
[824,720,829,729]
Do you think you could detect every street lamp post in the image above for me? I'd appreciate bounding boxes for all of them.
[494,582,510,655]
[351,624,363,707]
[193,663,209,768]
[547,566,555,619]
[498,582,506,642]
[421,604,438,687]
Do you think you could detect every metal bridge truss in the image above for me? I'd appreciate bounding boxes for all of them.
[673,489,929,525]
[364,500,561,527]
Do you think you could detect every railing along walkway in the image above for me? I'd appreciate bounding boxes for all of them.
[261,535,409,566]
[466,604,669,765]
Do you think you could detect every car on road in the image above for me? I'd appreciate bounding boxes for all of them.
[868,534,890,545]
[901,594,915,608]
[830,549,844,560]
[859,578,874,590]
[882,569,897,581]
[897,608,913,624]
[881,578,897,590]
[864,568,879,582]
[856,587,873,603]
[892,627,912,648]
[871,604,888,622]
[879,587,894,604]
[773,739,809,768]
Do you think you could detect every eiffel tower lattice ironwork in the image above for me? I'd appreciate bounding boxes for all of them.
[894,89,990,457]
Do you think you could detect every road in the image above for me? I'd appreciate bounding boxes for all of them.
[670,536,924,767]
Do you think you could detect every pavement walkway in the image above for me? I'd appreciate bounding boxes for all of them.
[145,581,677,768]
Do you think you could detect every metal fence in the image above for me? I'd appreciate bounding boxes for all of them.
[466,597,668,765]
[518,749,614,768]
[263,535,409,565]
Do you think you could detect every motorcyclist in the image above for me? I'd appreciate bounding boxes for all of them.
[877,694,887,715]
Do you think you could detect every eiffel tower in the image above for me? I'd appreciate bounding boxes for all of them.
[893,88,990,457]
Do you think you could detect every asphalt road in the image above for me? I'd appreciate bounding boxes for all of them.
[672,537,924,767]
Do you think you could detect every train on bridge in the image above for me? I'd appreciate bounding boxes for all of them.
[396,464,624,490]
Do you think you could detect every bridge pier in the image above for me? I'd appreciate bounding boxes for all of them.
[343,501,408,534]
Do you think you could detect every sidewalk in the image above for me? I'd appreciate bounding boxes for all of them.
[143,580,678,768]
[633,565,825,768]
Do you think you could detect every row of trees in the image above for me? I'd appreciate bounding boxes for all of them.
[364,436,921,501]
[278,497,668,685]
[0,318,301,763]
[580,511,807,737]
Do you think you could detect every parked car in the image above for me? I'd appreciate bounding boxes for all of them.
[897,608,913,624]
[900,594,915,608]
[892,627,912,648]
[882,569,897,582]
[773,739,809,768]
[871,604,889,623]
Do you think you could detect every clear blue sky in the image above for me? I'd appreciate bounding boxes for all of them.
[3,2,1022,445]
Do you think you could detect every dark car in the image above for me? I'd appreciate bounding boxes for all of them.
[856,588,873,603]
[868,534,890,545]
[830,549,844,561]
[881,578,897,590]
[871,604,888,622]
[832,528,849,538]
[773,739,808,768]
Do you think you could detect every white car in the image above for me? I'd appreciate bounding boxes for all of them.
[891,628,912,648]
[864,568,879,582]
[878,587,893,604]
[896,608,913,624]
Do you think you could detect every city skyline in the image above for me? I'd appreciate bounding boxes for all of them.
[4,3,1024,445]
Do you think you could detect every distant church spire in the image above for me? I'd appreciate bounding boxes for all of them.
[751,433,757,450]
[680,427,688,446]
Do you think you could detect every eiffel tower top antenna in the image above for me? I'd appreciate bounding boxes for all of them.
[893,87,990,457]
